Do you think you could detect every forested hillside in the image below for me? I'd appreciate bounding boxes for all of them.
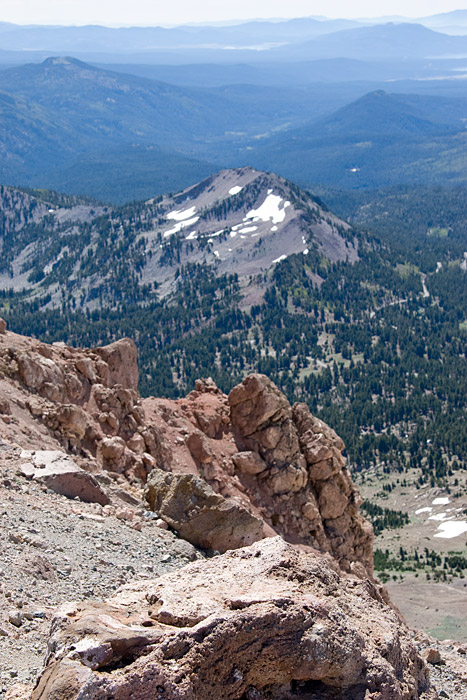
[1,180,466,491]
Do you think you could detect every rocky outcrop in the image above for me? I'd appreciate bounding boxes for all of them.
[228,374,374,573]
[145,469,264,552]
[0,323,373,573]
[32,537,433,700]
[0,331,153,483]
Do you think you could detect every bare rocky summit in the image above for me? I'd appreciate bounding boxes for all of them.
[0,319,465,698]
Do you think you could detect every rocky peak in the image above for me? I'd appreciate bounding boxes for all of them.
[228,373,373,574]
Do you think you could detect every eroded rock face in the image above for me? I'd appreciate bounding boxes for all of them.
[229,374,374,573]
[93,338,139,392]
[32,538,433,700]
[0,332,151,483]
[0,327,372,575]
[144,469,264,552]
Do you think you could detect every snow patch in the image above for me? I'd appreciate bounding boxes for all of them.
[428,513,448,521]
[185,230,198,240]
[166,205,197,222]
[303,249,309,255]
[432,497,450,505]
[415,507,432,515]
[214,251,220,258]
[271,225,278,232]
[239,226,258,234]
[434,521,467,539]
[272,254,288,264]
[245,194,290,225]
[229,186,243,196]
[164,216,199,237]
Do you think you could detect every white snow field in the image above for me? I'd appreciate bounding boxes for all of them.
[164,216,199,237]
[434,521,467,538]
[166,206,197,221]
[246,194,290,225]
[229,186,243,196]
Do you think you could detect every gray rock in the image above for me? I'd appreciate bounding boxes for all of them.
[145,469,264,553]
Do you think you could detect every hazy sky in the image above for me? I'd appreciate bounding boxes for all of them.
[0,0,464,26]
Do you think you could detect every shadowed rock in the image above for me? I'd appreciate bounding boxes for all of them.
[144,469,264,552]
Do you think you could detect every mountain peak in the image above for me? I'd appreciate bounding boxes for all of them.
[42,56,90,68]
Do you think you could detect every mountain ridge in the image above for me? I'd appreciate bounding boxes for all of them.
[0,167,358,304]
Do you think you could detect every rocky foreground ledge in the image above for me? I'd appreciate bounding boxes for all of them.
[0,321,455,698]
[32,537,432,700]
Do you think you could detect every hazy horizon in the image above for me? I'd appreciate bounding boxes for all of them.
[1,2,466,28]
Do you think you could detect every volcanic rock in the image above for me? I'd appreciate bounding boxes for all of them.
[144,469,264,552]
[93,338,139,391]
[228,374,374,573]
[32,537,433,700]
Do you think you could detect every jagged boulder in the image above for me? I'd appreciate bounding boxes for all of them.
[144,469,264,552]
[94,338,138,391]
[32,538,433,700]
[228,374,374,574]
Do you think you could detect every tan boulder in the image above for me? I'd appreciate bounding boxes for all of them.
[97,436,126,472]
[94,338,138,391]
[0,317,7,334]
[232,451,267,475]
[229,373,291,435]
[54,404,88,439]
[144,469,264,552]
[16,352,64,395]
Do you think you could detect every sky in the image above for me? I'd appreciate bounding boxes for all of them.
[1,1,466,27]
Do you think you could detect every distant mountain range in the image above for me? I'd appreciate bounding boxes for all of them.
[0,17,467,70]
[1,47,467,200]
[1,57,467,200]
[247,90,467,189]
[0,57,333,199]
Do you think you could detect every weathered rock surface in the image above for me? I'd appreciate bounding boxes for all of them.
[19,450,110,505]
[141,374,373,574]
[228,374,374,573]
[145,469,264,552]
[0,330,150,482]
[32,537,434,700]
